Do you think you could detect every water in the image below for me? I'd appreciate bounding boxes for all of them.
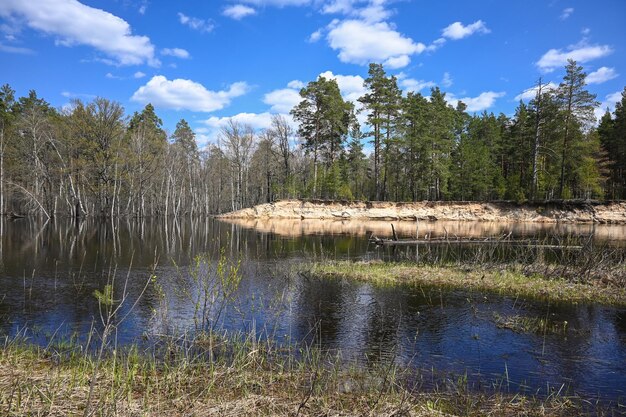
[0,217,625,404]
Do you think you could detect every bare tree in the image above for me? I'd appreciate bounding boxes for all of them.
[220,119,256,210]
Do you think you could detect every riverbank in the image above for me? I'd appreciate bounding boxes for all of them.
[219,199,626,224]
[0,337,595,416]
[307,262,626,306]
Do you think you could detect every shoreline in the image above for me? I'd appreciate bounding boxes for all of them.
[0,336,603,416]
[218,199,626,224]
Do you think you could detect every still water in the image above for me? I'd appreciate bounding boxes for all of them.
[0,217,625,404]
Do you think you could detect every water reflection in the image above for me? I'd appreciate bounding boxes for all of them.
[222,217,626,243]
[0,217,624,403]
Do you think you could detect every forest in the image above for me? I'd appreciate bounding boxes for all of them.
[0,59,625,218]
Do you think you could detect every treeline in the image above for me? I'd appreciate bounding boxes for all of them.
[0,59,625,217]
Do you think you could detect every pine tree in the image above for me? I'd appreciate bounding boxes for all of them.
[291,76,354,198]
[556,60,599,198]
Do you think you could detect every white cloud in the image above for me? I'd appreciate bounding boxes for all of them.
[178,12,214,33]
[560,7,574,20]
[384,55,410,69]
[425,37,446,52]
[105,72,122,79]
[203,112,274,130]
[355,2,391,23]
[131,75,250,112]
[326,19,425,68]
[0,0,158,66]
[441,20,490,40]
[134,71,146,79]
[237,0,311,6]
[199,112,298,145]
[263,72,365,120]
[586,67,618,84]
[0,42,34,54]
[287,80,304,89]
[264,88,302,113]
[223,4,257,20]
[321,0,392,23]
[61,91,96,99]
[536,42,613,72]
[319,70,366,103]
[308,29,322,43]
[514,82,558,101]
[400,78,435,93]
[581,27,590,36]
[448,91,505,112]
[605,91,623,105]
[595,90,623,120]
[161,47,190,59]
[441,72,453,88]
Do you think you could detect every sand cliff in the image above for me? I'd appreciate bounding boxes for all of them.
[218,199,626,224]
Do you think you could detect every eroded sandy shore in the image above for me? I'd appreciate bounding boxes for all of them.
[218,199,626,224]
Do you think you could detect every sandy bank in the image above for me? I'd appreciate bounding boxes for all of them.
[218,199,626,224]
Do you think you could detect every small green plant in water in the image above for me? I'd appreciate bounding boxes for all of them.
[92,284,115,307]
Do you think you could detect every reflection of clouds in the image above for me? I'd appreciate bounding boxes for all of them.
[218,218,626,242]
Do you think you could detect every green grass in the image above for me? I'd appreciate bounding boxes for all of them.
[306,261,626,306]
[492,312,569,334]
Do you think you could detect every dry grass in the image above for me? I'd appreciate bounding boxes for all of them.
[0,339,593,417]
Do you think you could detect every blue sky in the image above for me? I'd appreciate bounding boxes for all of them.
[1,0,624,146]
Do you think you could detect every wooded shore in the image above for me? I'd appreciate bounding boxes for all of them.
[218,199,626,224]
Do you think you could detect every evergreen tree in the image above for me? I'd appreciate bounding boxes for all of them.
[291,76,354,198]
[556,60,599,198]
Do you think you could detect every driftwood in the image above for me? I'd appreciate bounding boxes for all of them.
[369,224,583,249]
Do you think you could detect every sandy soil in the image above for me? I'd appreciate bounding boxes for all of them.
[218,199,626,224]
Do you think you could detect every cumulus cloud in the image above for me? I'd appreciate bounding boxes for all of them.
[203,112,275,130]
[223,5,257,20]
[586,67,618,84]
[131,76,250,112]
[560,7,574,20]
[319,70,367,102]
[264,88,302,113]
[161,47,190,59]
[442,20,490,40]
[134,71,146,79]
[536,42,613,72]
[178,12,214,33]
[448,91,505,112]
[0,0,158,66]
[514,82,558,101]
[198,112,298,145]
[326,19,425,68]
